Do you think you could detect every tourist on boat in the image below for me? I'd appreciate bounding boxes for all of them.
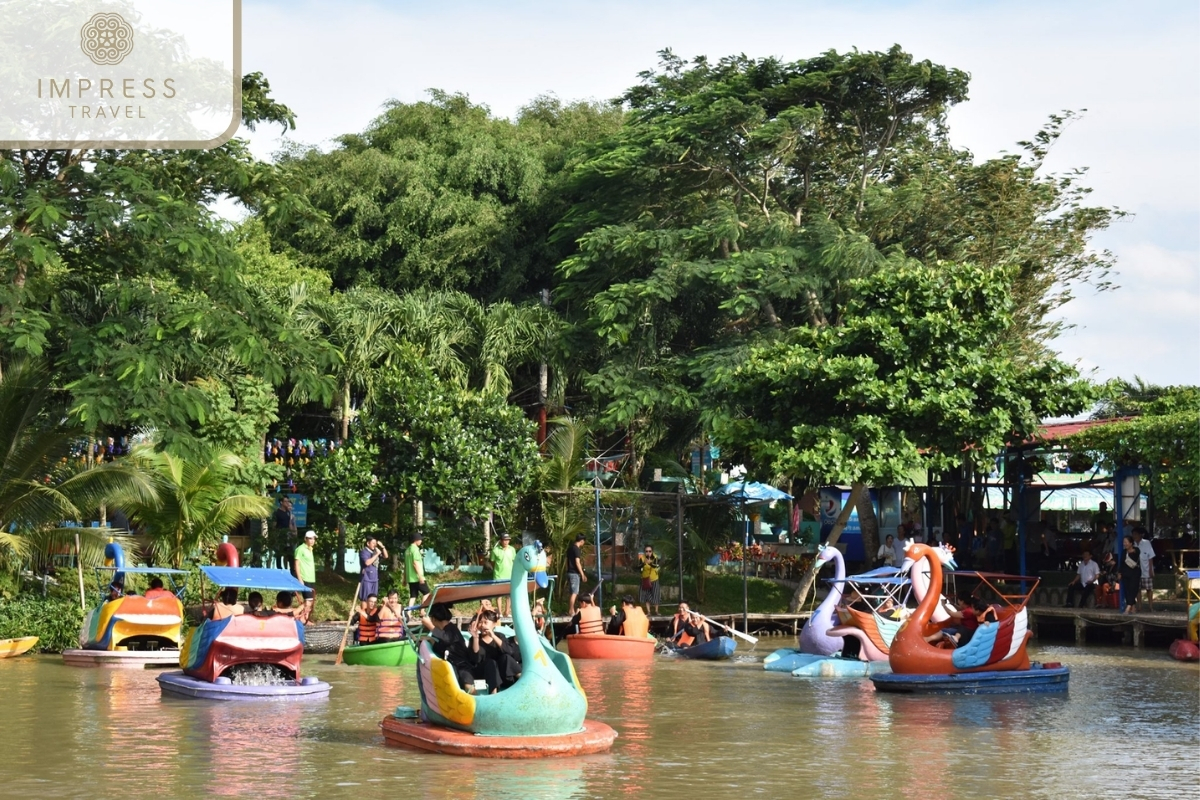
[1064,550,1101,609]
[376,590,406,642]
[246,591,272,617]
[877,535,896,567]
[422,603,476,690]
[639,545,661,615]
[532,597,547,636]
[211,587,245,620]
[566,533,587,615]
[671,603,712,646]
[145,577,173,599]
[105,581,123,602]
[354,594,381,644]
[272,591,299,617]
[1119,535,1142,614]
[490,532,517,617]
[294,530,318,623]
[569,594,604,635]
[1132,527,1156,612]
[973,596,998,625]
[359,534,388,603]
[469,609,521,693]
[406,532,431,609]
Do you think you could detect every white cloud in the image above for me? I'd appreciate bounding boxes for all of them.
[238,0,1200,385]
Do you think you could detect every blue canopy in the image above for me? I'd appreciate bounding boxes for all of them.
[200,566,312,594]
[713,481,793,503]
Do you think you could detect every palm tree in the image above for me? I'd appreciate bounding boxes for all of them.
[538,417,592,594]
[119,446,272,568]
[0,361,157,571]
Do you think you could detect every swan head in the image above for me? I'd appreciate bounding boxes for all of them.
[518,541,550,589]
[816,544,840,565]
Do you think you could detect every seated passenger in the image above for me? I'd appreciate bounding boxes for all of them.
[105,582,124,603]
[376,590,406,642]
[613,596,649,639]
[271,591,299,617]
[974,596,999,625]
[210,587,244,620]
[354,594,380,643]
[670,602,712,646]
[245,591,270,617]
[422,603,477,691]
[469,609,521,693]
[569,594,604,635]
[144,577,173,599]
[532,598,547,636]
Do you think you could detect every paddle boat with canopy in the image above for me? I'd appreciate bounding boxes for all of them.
[380,542,617,758]
[157,545,329,700]
[871,543,1069,694]
[62,541,187,668]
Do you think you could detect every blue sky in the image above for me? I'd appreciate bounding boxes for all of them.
[239,0,1200,386]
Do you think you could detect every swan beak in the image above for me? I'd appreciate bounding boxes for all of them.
[534,569,549,589]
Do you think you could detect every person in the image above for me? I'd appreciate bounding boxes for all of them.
[489,533,516,616]
[104,581,124,603]
[670,602,711,646]
[638,545,661,615]
[376,590,406,641]
[469,609,521,693]
[406,531,431,610]
[273,496,297,570]
[568,593,604,635]
[1096,552,1120,608]
[272,590,299,617]
[1039,515,1061,572]
[936,594,983,648]
[354,594,380,644]
[1092,501,1113,534]
[605,595,649,639]
[144,577,173,599]
[877,534,896,567]
[1119,535,1141,614]
[1133,526,1156,612]
[294,530,318,623]
[421,603,477,691]
[245,591,270,617]
[1064,550,1101,609]
[566,532,587,615]
[973,596,998,625]
[891,532,907,567]
[532,598,547,636]
[211,587,244,620]
[359,534,388,603]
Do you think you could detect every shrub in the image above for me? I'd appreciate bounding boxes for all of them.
[0,598,85,653]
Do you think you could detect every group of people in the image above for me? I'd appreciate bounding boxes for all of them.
[1061,525,1156,613]
[350,590,408,643]
[103,577,175,603]
[565,592,714,648]
[207,587,307,621]
[420,602,523,694]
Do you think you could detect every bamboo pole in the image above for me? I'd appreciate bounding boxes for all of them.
[74,533,86,610]
[335,578,365,665]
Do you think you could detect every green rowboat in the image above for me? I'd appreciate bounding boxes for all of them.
[342,639,417,667]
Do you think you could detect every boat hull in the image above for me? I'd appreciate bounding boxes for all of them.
[0,636,38,658]
[566,633,656,660]
[1168,639,1199,662]
[342,639,417,667]
[62,648,180,669]
[380,715,617,758]
[157,670,330,700]
[673,636,736,660]
[764,649,830,672]
[871,664,1070,695]
[792,656,891,678]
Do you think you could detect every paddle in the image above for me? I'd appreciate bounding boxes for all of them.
[335,578,364,666]
[700,613,758,645]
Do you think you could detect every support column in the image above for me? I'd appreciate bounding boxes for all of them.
[1075,617,1087,646]
[1132,622,1144,648]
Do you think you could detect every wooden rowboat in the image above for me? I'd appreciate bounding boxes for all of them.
[565,633,656,660]
[341,639,418,667]
[0,636,38,658]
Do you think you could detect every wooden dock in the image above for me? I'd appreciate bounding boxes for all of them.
[1026,606,1189,647]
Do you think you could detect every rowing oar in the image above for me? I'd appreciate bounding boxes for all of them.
[700,613,758,645]
[335,578,364,665]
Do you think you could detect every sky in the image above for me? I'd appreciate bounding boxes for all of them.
[238,0,1199,387]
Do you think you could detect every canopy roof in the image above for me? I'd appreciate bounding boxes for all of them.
[97,565,188,575]
[200,566,312,594]
[713,481,793,503]
[423,578,535,608]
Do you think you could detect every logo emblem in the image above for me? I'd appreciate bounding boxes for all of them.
[80,12,134,66]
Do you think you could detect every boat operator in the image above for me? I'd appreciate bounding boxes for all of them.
[670,602,712,646]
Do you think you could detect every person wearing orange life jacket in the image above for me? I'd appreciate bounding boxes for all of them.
[570,594,604,635]
[376,590,406,642]
[354,594,381,644]
[605,595,648,637]
[670,601,711,646]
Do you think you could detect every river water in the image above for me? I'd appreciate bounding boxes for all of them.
[0,643,1195,800]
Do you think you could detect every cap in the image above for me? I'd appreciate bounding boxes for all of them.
[500,532,511,540]
[412,531,423,541]
[304,530,317,540]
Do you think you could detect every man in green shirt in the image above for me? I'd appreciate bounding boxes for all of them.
[406,531,431,610]
[293,530,317,623]
[490,532,517,616]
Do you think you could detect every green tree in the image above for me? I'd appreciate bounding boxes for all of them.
[537,417,592,591]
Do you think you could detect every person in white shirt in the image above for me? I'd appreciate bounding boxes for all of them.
[877,534,896,567]
[1133,527,1156,611]
[892,534,907,567]
[1064,550,1101,608]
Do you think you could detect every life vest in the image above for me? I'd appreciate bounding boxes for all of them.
[672,615,694,647]
[622,607,650,639]
[377,610,405,640]
[357,614,379,643]
[579,605,604,635]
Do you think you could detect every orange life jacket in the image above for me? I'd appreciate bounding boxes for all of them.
[377,609,404,640]
[673,614,694,646]
[622,606,650,639]
[358,614,379,643]
[579,605,604,635]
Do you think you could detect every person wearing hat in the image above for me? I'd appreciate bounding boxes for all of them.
[406,531,431,609]
[489,532,517,617]
[359,533,388,604]
[294,530,318,623]
[566,532,587,615]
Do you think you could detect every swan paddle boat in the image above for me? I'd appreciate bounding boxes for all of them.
[62,542,187,668]
[764,544,848,673]
[157,545,329,700]
[0,636,38,658]
[380,542,617,758]
[871,543,1068,694]
[1168,571,1199,662]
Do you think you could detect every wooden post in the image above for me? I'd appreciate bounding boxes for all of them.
[1075,617,1087,646]
[1132,622,1144,648]
[335,578,365,665]
[676,490,684,604]
[74,533,86,610]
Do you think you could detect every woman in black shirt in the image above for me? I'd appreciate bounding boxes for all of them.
[1119,535,1141,614]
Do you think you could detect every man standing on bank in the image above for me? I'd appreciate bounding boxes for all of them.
[359,533,388,604]
[566,532,587,615]
[490,532,516,617]
[406,531,431,611]
[293,530,317,623]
